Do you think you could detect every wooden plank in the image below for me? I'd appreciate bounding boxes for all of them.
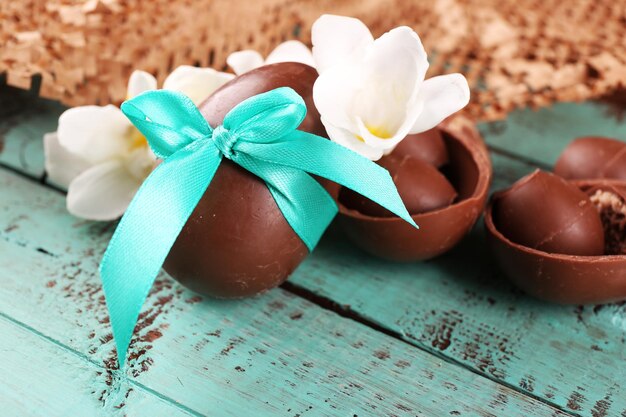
[0,86,64,179]
[480,100,626,167]
[0,166,569,416]
[290,151,626,417]
[0,315,195,417]
[1,97,624,415]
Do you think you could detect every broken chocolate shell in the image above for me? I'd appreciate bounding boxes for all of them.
[485,179,626,304]
[331,116,492,262]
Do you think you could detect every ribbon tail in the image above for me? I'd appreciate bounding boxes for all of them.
[238,132,418,228]
[99,141,222,367]
[237,154,337,250]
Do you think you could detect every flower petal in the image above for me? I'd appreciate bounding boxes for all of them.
[323,119,384,160]
[265,40,315,67]
[125,146,156,182]
[127,70,157,98]
[363,26,428,107]
[312,14,374,73]
[355,96,424,152]
[313,62,362,133]
[43,132,92,190]
[67,160,141,221]
[227,50,264,75]
[409,73,470,134]
[163,65,235,105]
[57,105,132,164]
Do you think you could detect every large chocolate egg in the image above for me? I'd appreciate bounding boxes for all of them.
[333,115,492,261]
[554,137,626,181]
[492,170,605,256]
[485,179,626,304]
[163,63,323,298]
[339,154,457,217]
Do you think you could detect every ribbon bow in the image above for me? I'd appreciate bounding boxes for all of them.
[100,87,417,366]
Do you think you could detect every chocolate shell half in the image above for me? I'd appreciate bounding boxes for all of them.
[485,179,626,304]
[163,63,323,298]
[332,116,493,261]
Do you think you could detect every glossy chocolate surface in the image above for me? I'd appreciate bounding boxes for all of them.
[164,63,322,298]
[339,153,457,217]
[554,136,626,181]
[334,116,493,261]
[391,128,449,167]
[492,170,605,256]
[485,179,626,304]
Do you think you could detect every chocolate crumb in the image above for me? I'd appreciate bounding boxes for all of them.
[589,189,626,255]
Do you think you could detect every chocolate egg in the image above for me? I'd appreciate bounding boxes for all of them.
[338,154,457,217]
[492,170,605,256]
[163,63,323,298]
[332,116,492,261]
[485,179,626,304]
[391,128,449,167]
[554,137,626,181]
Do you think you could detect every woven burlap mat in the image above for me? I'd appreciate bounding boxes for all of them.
[2,0,625,120]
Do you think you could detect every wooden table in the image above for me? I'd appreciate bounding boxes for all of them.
[2,85,625,417]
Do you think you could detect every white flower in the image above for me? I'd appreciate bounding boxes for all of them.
[226,40,315,75]
[311,15,470,160]
[44,66,234,220]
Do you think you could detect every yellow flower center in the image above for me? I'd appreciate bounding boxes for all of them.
[356,125,393,142]
[128,127,148,150]
[366,125,393,139]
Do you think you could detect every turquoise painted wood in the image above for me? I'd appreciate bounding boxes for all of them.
[0,94,626,417]
[0,315,194,417]
[0,87,64,179]
[0,169,568,416]
[291,152,626,417]
[480,100,626,167]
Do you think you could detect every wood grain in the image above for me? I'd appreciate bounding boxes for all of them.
[0,315,195,417]
[292,151,626,416]
[0,168,568,416]
[2,98,624,416]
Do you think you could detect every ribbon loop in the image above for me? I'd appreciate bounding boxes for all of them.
[121,90,212,159]
[101,87,417,367]
[225,87,307,144]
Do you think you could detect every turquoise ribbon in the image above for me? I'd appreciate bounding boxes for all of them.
[100,87,417,366]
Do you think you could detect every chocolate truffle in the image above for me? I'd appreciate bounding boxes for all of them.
[492,170,604,256]
[554,137,626,181]
[339,154,457,217]
[391,128,449,167]
[163,63,323,298]
[334,116,492,261]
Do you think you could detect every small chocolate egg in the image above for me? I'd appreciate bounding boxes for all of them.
[493,170,605,256]
[339,154,457,217]
[391,128,449,167]
[554,137,626,181]
[163,63,323,298]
